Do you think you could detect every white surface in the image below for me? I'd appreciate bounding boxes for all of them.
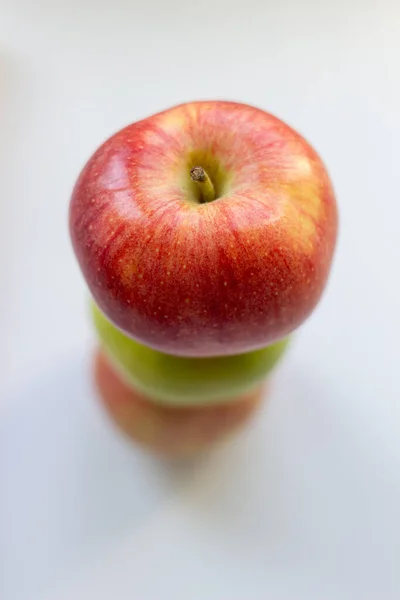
[1,1,399,599]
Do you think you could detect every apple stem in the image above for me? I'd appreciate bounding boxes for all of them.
[190,166,216,203]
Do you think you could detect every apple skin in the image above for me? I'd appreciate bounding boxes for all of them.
[92,301,289,407]
[70,101,337,357]
[94,348,264,457]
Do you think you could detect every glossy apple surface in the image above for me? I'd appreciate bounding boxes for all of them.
[70,101,337,357]
[94,349,264,457]
[92,302,288,407]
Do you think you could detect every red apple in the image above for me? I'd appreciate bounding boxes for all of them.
[94,349,264,457]
[70,101,337,357]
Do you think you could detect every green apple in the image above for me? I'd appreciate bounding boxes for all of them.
[92,302,289,407]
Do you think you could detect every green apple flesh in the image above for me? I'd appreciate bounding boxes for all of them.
[92,302,289,407]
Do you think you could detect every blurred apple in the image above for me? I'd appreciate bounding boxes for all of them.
[92,301,288,407]
[94,349,264,458]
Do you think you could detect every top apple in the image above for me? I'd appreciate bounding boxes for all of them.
[69,101,337,357]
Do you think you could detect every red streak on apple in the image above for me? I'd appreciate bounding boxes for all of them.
[70,101,337,357]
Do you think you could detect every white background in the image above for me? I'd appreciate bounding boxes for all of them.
[1,1,399,599]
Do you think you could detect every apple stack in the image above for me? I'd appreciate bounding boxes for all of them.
[69,101,337,457]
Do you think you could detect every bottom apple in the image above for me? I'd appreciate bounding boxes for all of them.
[94,349,265,458]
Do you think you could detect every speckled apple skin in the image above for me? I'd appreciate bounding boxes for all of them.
[70,101,337,357]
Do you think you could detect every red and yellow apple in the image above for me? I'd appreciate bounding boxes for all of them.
[70,101,337,357]
[94,349,264,457]
[92,301,288,406]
